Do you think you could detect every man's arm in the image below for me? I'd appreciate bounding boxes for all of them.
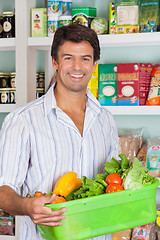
[0,185,67,226]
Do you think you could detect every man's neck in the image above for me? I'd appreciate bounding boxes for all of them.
[54,85,87,113]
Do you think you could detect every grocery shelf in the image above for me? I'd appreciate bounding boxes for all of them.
[0,38,16,51]
[99,32,160,47]
[104,106,160,115]
[28,32,160,50]
[0,236,16,239]
[0,104,19,113]
[28,37,52,50]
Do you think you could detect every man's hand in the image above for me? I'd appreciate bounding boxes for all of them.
[26,193,67,226]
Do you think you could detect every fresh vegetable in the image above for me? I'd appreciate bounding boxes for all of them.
[53,171,82,198]
[122,157,156,190]
[34,191,44,197]
[50,195,66,204]
[66,173,108,200]
[105,173,122,185]
[106,183,124,193]
[104,153,130,176]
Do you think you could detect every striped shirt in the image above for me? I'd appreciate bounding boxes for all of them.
[0,84,118,240]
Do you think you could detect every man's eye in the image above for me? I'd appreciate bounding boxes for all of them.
[83,58,90,61]
[64,57,71,60]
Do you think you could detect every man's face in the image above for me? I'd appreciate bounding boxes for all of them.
[52,40,97,94]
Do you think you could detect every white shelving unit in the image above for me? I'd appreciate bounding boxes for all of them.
[0,0,160,238]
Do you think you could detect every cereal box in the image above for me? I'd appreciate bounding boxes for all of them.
[98,64,117,106]
[87,64,98,99]
[139,63,152,105]
[31,8,48,37]
[109,2,116,34]
[117,63,139,105]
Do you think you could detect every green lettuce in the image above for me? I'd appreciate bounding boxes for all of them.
[122,158,156,190]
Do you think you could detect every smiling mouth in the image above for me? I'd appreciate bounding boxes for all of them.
[69,73,84,78]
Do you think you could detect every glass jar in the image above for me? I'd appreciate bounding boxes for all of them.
[3,73,11,88]
[3,11,15,38]
[10,72,16,88]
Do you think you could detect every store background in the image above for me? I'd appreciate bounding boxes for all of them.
[0,0,160,141]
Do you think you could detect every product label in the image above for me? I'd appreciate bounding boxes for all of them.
[48,1,62,16]
[147,145,160,170]
[117,6,139,25]
[48,20,59,35]
[62,1,72,15]
[117,63,139,105]
[98,64,117,105]
[3,21,12,32]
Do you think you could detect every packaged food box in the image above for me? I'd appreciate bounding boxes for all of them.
[117,63,139,105]
[38,179,159,240]
[139,0,160,32]
[31,8,48,37]
[98,64,117,105]
[0,212,15,236]
[115,0,139,34]
[109,2,116,34]
[87,64,98,99]
[72,7,96,28]
[47,0,62,16]
[139,63,152,105]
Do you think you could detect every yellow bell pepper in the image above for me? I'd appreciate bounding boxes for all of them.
[53,171,82,198]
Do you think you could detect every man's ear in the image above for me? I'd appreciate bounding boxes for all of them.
[52,57,58,71]
[93,61,98,71]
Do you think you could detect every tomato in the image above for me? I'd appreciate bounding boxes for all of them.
[106,183,124,193]
[105,173,122,185]
[34,191,44,197]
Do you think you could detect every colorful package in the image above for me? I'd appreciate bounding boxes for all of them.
[31,8,48,37]
[146,65,160,105]
[146,138,160,177]
[117,63,139,105]
[98,64,117,105]
[115,0,139,34]
[109,2,116,34]
[139,0,160,32]
[72,7,96,28]
[131,222,156,240]
[47,0,62,16]
[139,63,152,105]
[87,64,98,99]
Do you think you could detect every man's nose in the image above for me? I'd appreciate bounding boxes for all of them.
[72,59,81,70]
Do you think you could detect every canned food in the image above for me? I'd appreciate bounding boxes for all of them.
[0,14,3,38]
[62,0,72,16]
[47,0,62,16]
[48,16,59,36]
[3,11,15,38]
[10,72,16,88]
[59,15,72,27]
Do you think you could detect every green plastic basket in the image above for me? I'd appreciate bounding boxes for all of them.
[38,179,160,240]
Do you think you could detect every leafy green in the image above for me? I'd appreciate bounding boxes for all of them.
[104,154,130,176]
[66,173,108,201]
[122,158,156,190]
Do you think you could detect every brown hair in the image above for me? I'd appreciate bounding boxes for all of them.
[51,23,100,62]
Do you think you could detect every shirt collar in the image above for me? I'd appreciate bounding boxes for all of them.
[44,82,102,117]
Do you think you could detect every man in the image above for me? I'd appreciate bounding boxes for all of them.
[0,23,118,239]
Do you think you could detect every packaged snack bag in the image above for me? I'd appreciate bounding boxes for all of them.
[146,66,160,105]
[146,138,160,177]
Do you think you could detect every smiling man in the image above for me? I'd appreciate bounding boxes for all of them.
[0,23,118,239]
